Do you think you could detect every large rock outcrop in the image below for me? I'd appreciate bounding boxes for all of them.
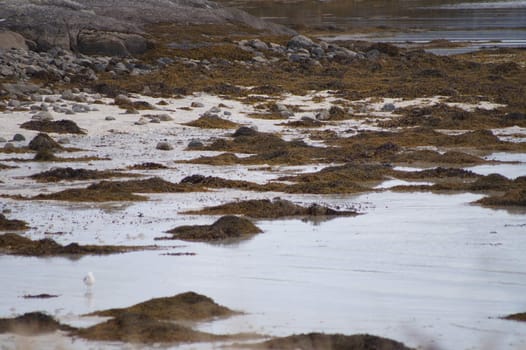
[0,0,293,56]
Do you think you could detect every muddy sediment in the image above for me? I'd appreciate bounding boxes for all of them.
[183,198,358,218]
[0,233,154,256]
[162,215,262,242]
[0,214,29,231]
[245,333,414,350]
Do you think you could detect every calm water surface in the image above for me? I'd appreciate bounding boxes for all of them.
[219,0,526,50]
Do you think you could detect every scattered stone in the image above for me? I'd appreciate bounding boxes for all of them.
[187,139,204,149]
[105,116,116,121]
[381,103,396,112]
[0,31,28,51]
[28,133,63,152]
[134,117,149,125]
[232,126,258,137]
[191,102,205,108]
[12,134,26,142]
[287,35,316,51]
[156,142,173,151]
[31,111,54,121]
[3,143,15,151]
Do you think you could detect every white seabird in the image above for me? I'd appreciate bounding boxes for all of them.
[83,272,95,287]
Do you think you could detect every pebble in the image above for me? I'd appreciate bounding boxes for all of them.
[156,141,173,151]
[12,134,26,141]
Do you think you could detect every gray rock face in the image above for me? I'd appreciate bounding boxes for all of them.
[0,0,294,54]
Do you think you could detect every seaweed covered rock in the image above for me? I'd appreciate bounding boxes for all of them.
[0,233,149,256]
[28,133,63,152]
[75,313,219,343]
[185,199,357,218]
[89,291,237,321]
[164,216,262,242]
[476,189,526,207]
[185,115,239,129]
[0,214,29,231]
[503,312,526,322]
[0,312,71,335]
[21,120,85,134]
[88,177,201,193]
[30,167,133,182]
[248,333,414,350]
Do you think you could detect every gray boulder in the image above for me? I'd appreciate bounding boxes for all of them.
[287,35,316,51]
[0,31,28,51]
[156,141,173,150]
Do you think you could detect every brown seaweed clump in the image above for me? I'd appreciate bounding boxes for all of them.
[127,162,168,170]
[0,312,72,335]
[184,199,357,218]
[247,333,414,350]
[77,292,250,344]
[0,214,29,231]
[30,167,137,182]
[20,120,86,134]
[25,177,207,202]
[30,187,147,202]
[0,163,17,170]
[163,216,262,242]
[88,177,205,193]
[89,291,237,321]
[476,188,526,207]
[503,312,526,322]
[185,115,239,129]
[75,313,221,343]
[0,233,152,256]
[393,150,487,165]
